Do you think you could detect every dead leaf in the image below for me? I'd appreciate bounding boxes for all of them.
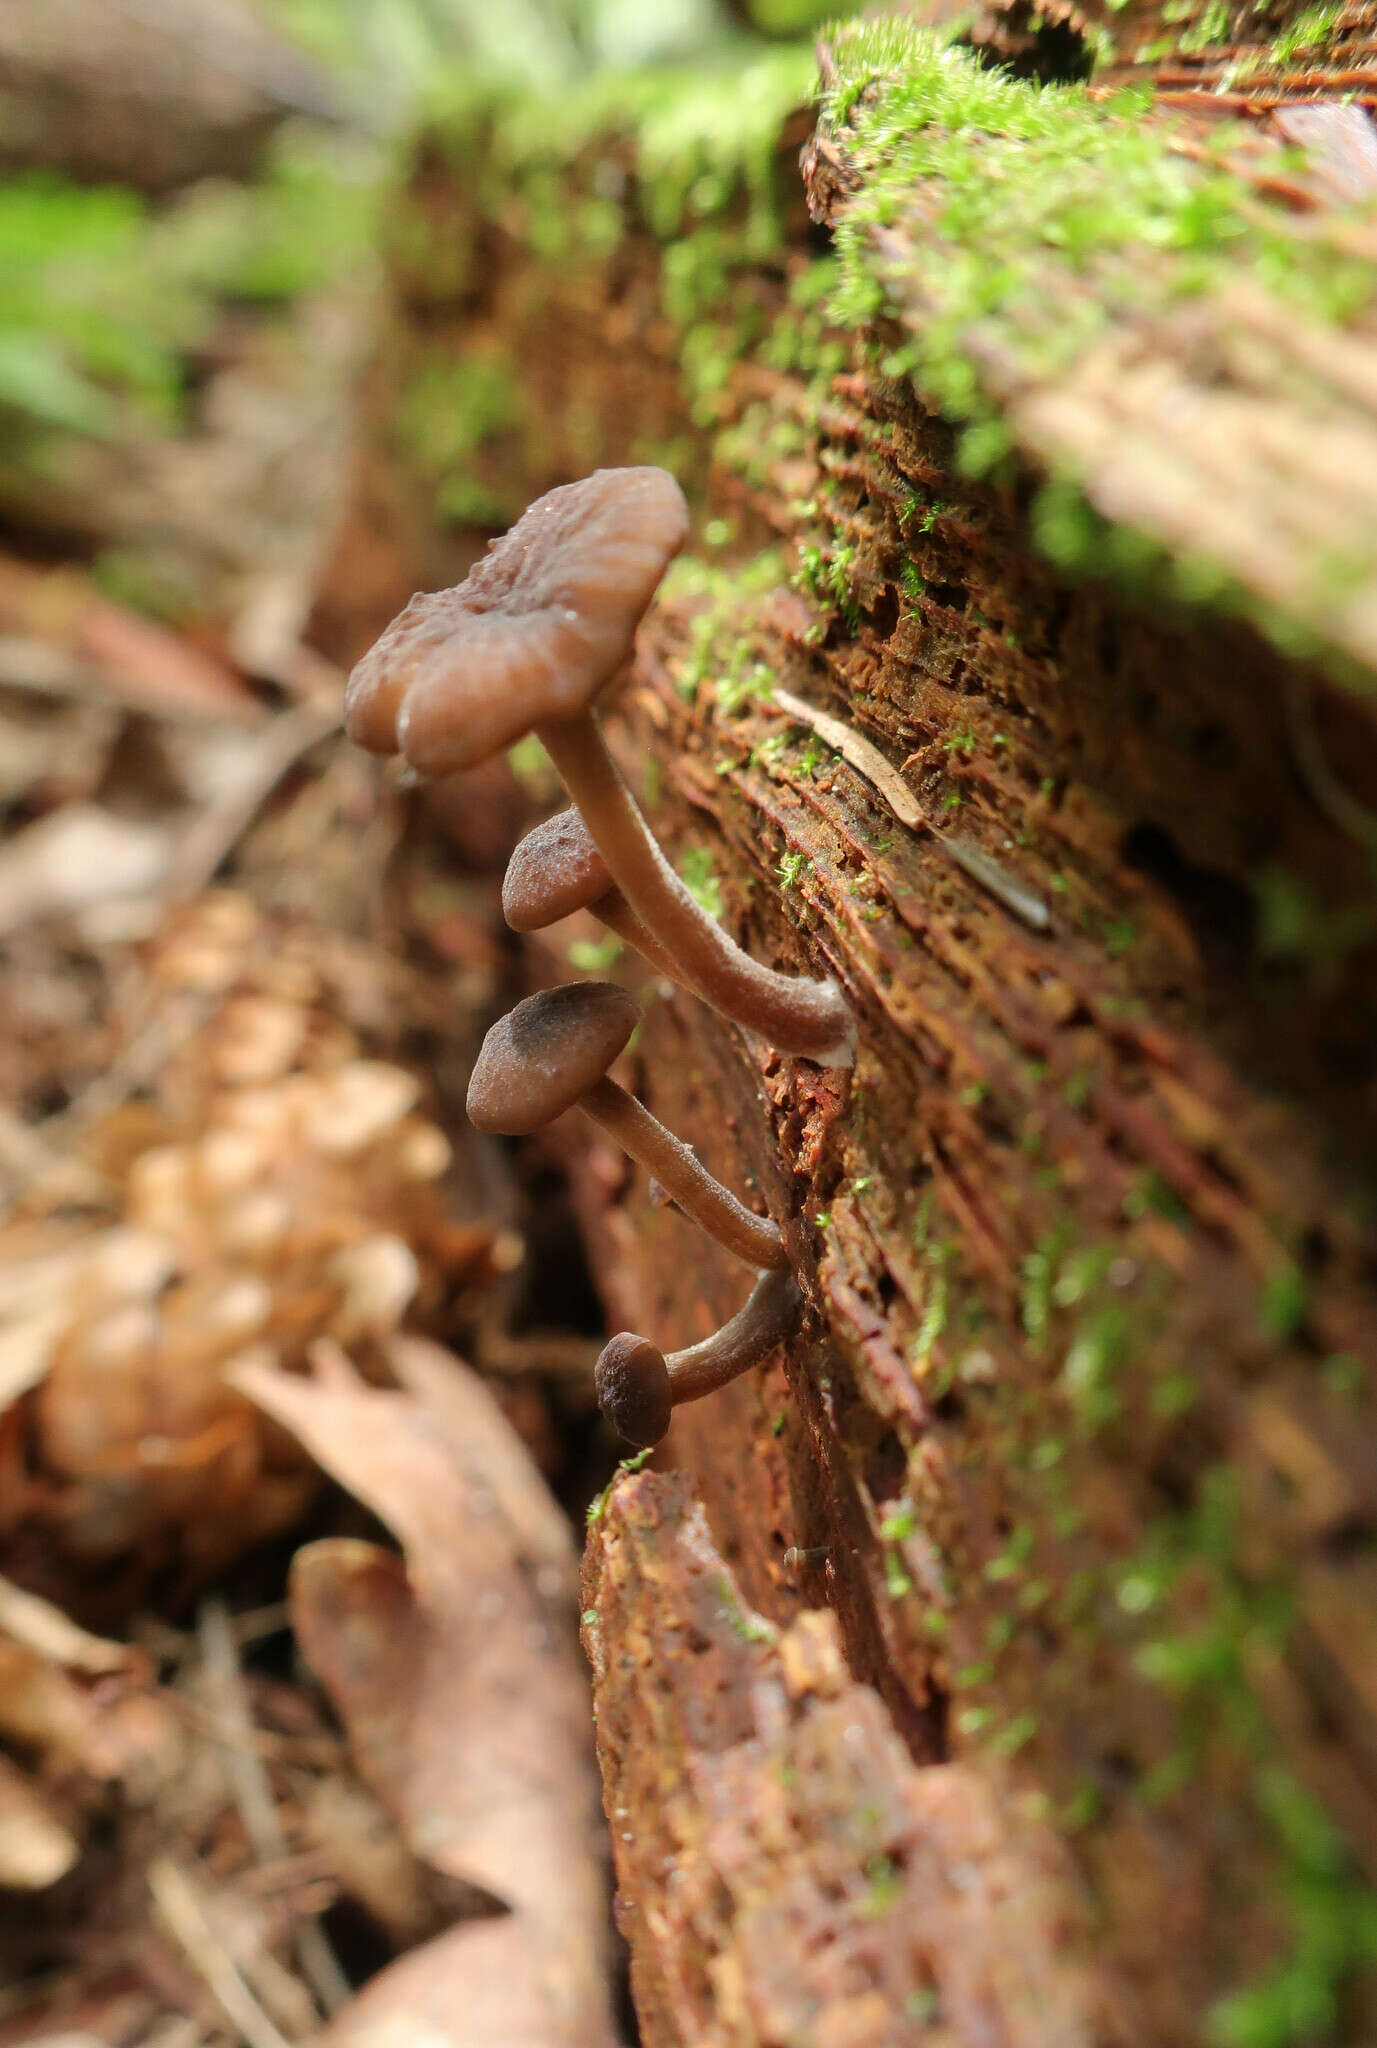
[386,1334,578,1601]
[0,558,261,724]
[318,1915,584,2048]
[0,806,171,937]
[0,1573,137,1674]
[233,1345,615,2048]
[0,1753,79,1891]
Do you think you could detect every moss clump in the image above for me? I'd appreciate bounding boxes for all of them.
[425,43,819,430]
[823,20,1373,429]
[0,132,377,448]
[818,20,1377,673]
[1207,1769,1377,2048]
[398,351,525,525]
[660,546,788,707]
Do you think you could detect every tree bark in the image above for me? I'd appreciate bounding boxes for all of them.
[367,20,1377,2041]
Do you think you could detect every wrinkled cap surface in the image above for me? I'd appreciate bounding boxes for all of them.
[465,981,640,1135]
[502,808,611,932]
[595,1331,672,1448]
[345,467,690,776]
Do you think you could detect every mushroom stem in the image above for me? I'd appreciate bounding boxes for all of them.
[595,1267,803,1448]
[665,1265,802,1403]
[588,893,682,981]
[579,1076,786,1271]
[537,714,854,1066]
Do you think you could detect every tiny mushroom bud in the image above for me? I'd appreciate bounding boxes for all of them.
[347,468,852,1066]
[465,984,785,1271]
[502,807,678,980]
[595,1266,803,1448]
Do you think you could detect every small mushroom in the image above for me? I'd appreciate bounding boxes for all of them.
[346,468,852,1066]
[465,984,785,1271]
[594,1266,803,1448]
[502,807,678,981]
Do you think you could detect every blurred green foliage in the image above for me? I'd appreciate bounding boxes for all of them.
[0,0,859,462]
[0,128,377,447]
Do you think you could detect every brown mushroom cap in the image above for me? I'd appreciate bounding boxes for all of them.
[465,981,640,1136]
[345,467,689,777]
[594,1331,671,1450]
[502,808,612,933]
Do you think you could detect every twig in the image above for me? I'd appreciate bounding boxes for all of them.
[165,699,342,903]
[166,1692,344,1767]
[767,685,1050,929]
[147,1855,297,2048]
[0,1106,106,1210]
[0,1574,132,1672]
[1285,675,1377,850]
[937,837,1052,932]
[198,1601,351,2018]
[770,684,924,827]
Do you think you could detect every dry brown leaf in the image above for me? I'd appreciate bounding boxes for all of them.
[0,807,172,938]
[0,1632,176,1787]
[0,1752,79,1890]
[317,1915,583,2048]
[232,1345,615,2048]
[0,1573,137,1674]
[385,1334,578,1601]
[0,558,261,723]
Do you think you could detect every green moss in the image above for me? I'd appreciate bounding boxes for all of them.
[820,19,1377,674]
[585,1445,653,1524]
[680,846,725,919]
[990,1710,1040,1757]
[862,1852,905,1916]
[716,1574,779,1644]
[1260,1262,1308,1341]
[568,934,624,972]
[398,352,524,525]
[912,1245,950,1362]
[880,1502,917,1542]
[1254,867,1377,967]
[1020,1225,1073,1350]
[884,1550,914,1600]
[429,42,818,428]
[1267,2,1342,66]
[1208,1771,1377,2047]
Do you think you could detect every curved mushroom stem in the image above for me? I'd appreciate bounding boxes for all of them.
[537,714,854,1066]
[588,891,681,982]
[666,1265,802,1402]
[579,1076,786,1271]
[596,1267,803,1448]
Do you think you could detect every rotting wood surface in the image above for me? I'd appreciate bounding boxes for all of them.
[583,1469,1111,2047]
[361,29,1377,2046]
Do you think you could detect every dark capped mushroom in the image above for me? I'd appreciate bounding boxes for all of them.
[347,468,853,1067]
[594,1266,803,1448]
[502,807,678,981]
[465,984,785,1271]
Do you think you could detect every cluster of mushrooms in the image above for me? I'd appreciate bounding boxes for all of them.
[345,467,852,1447]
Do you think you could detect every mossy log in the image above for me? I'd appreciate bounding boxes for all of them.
[353,15,1377,2043]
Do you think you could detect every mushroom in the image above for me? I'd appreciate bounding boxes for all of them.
[594,1266,803,1448]
[346,467,853,1066]
[465,983,786,1272]
[502,807,679,981]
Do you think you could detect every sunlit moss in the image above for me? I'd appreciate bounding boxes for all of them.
[819,18,1377,667]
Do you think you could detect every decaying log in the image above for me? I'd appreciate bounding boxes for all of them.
[363,14,1377,2042]
[584,1469,1112,2046]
